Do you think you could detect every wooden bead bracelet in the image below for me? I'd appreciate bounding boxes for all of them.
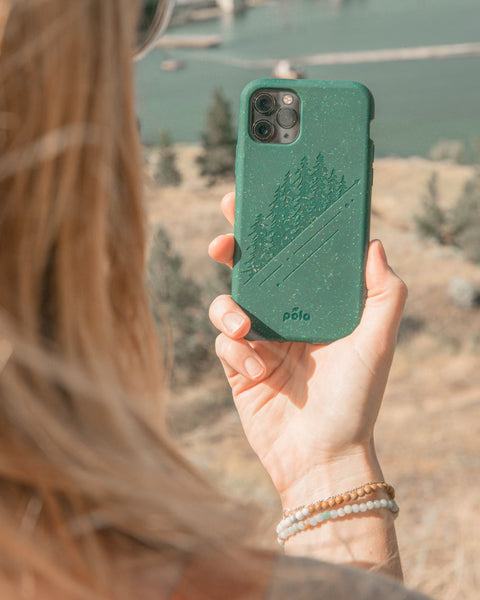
[283,481,395,519]
[277,481,397,540]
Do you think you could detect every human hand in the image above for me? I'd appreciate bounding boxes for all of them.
[208,192,407,509]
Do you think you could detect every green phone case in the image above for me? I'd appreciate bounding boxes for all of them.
[233,79,374,343]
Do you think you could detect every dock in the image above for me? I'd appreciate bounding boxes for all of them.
[300,42,480,67]
[187,41,480,68]
[156,35,222,50]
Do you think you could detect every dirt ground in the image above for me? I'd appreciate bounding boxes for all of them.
[147,149,480,600]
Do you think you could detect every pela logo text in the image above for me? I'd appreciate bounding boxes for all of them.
[283,307,311,322]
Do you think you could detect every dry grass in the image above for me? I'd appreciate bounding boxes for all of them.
[148,150,480,600]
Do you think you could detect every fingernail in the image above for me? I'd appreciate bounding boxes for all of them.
[374,239,387,262]
[245,357,264,379]
[223,312,245,334]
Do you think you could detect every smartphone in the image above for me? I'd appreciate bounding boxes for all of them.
[232,78,374,343]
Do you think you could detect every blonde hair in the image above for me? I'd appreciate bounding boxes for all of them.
[0,0,161,403]
[0,3,423,600]
[0,2,256,598]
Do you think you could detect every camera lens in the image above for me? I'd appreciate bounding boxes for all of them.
[253,119,275,141]
[254,93,276,115]
[276,108,298,129]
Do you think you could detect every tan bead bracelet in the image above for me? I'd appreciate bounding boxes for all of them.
[283,481,395,518]
[277,481,398,546]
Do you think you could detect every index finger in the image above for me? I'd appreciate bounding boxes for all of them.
[221,192,235,227]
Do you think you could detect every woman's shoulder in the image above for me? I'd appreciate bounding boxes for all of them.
[266,554,433,600]
[129,547,433,600]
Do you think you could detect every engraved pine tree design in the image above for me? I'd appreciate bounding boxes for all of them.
[247,212,270,275]
[243,152,359,277]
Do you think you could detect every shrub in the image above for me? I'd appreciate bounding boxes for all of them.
[147,227,215,386]
[414,173,452,245]
[197,88,236,181]
[450,173,480,263]
[471,136,480,163]
[429,139,468,164]
[156,130,182,187]
[415,171,480,263]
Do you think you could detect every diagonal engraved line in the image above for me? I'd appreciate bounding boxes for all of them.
[341,180,359,197]
[293,209,341,255]
[283,230,338,282]
[259,263,283,286]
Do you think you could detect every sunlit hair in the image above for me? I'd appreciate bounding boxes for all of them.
[0,1,254,598]
[0,0,161,402]
[0,2,418,599]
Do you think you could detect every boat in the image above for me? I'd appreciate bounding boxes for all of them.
[160,59,185,72]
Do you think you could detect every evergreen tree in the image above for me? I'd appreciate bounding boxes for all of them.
[414,173,449,245]
[268,171,299,255]
[338,174,347,197]
[157,129,181,187]
[450,173,480,262]
[245,213,270,274]
[415,171,480,263]
[147,227,214,386]
[266,182,284,258]
[294,156,311,202]
[197,88,236,181]
[326,169,340,207]
[310,152,328,216]
[292,156,311,231]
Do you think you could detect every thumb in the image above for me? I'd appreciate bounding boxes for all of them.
[352,240,408,356]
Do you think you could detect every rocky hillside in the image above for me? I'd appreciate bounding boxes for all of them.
[147,151,479,600]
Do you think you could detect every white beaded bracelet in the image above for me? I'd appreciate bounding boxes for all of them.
[277,499,399,546]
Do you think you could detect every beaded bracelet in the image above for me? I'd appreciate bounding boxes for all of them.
[283,481,395,518]
[277,498,399,546]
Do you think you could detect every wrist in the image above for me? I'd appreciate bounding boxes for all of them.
[274,444,402,579]
[279,443,384,510]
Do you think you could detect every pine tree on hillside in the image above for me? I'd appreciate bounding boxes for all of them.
[197,88,236,181]
[157,129,181,187]
[450,173,480,262]
[415,169,480,264]
[147,227,213,386]
[414,173,449,245]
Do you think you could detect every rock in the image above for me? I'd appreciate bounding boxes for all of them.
[448,277,480,309]
[398,315,425,344]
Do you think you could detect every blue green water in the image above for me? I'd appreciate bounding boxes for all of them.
[135,0,480,157]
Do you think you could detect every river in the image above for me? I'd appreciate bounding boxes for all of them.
[135,0,480,158]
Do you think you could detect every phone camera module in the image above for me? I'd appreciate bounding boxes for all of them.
[276,108,298,129]
[254,93,276,115]
[249,88,300,144]
[253,119,275,142]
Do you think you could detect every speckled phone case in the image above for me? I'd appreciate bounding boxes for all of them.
[233,79,374,343]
